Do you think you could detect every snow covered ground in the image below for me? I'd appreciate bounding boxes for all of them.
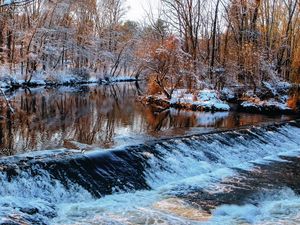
[146,89,230,112]
[240,96,293,113]
[170,89,230,111]
[238,82,298,114]
[0,68,137,88]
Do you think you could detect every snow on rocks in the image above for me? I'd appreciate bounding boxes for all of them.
[0,81,9,89]
[238,82,298,114]
[221,88,236,102]
[145,89,230,112]
[239,96,293,114]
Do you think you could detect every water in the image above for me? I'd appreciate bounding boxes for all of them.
[0,83,296,155]
[0,120,300,224]
[1,83,300,224]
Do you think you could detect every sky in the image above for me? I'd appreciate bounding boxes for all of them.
[125,0,160,22]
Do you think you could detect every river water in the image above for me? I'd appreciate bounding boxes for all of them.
[0,83,300,225]
[0,83,295,155]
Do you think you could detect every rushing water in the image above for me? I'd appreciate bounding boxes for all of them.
[0,83,296,156]
[0,120,300,224]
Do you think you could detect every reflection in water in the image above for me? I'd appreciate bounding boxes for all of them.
[0,83,296,156]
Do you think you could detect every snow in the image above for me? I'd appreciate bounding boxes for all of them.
[1,0,27,6]
[0,66,137,88]
[0,81,9,89]
[260,81,293,97]
[1,0,12,5]
[44,71,78,84]
[103,76,138,84]
[241,96,292,112]
[29,79,46,85]
[239,81,296,113]
[262,81,277,96]
[221,88,235,101]
[169,89,230,111]
[277,81,292,90]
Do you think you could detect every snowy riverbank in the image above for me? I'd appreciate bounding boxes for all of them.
[143,82,300,114]
[0,68,138,90]
[143,89,230,112]
[237,82,299,114]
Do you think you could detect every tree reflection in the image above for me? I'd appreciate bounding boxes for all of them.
[0,83,297,156]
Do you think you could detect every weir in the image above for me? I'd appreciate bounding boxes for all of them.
[0,120,300,224]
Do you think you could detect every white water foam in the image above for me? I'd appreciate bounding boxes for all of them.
[1,123,300,224]
[0,168,93,224]
[207,188,300,225]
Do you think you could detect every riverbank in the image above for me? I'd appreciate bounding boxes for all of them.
[141,89,230,112]
[142,82,300,115]
[0,76,139,90]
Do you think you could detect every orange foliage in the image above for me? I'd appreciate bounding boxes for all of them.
[147,75,161,95]
[287,94,299,110]
[292,47,300,83]
[146,35,192,98]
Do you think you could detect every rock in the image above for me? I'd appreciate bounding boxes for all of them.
[63,140,93,152]
[238,98,294,115]
[140,96,170,109]
[142,90,230,112]
[20,207,39,215]
[0,221,21,225]
[221,88,236,102]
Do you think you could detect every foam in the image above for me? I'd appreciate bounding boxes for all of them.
[0,122,300,224]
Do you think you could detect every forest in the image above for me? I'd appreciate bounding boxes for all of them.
[0,0,299,88]
[0,0,299,116]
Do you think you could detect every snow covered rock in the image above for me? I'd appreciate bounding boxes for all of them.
[239,97,293,114]
[221,88,236,102]
[145,89,230,112]
[257,81,293,99]
[63,140,93,152]
[238,81,298,114]
[0,81,9,88]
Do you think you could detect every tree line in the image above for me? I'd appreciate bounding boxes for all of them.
[0,0,299,95]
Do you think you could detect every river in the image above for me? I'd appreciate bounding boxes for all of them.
[0,83,296,155]
[0,83,299,225]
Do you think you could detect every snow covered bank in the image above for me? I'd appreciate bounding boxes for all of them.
[102,76,139,84]
[239,96,294,114]
[0,74,138,89]
[218,82,300,114]
[0,66,138,89]
[237,82,299,114]
[144,89,230,112]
